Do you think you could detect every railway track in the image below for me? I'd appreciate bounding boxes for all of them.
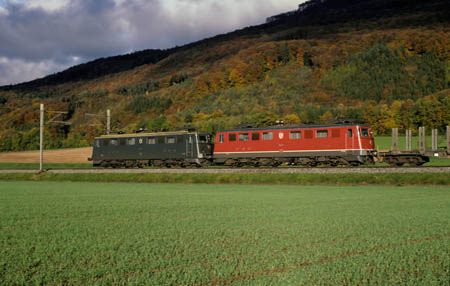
[1,166,450,174]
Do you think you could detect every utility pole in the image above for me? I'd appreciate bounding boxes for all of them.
[40,104,44,172]
[405,129,412,151]
[85,109,111,133]
[432,129,438,152]
[38,104,70,172]
[107,109,111,135]
[392,128,398,153]
[447,126,450,154]
[419,127,425,155]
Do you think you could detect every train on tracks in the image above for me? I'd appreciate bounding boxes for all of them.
[88,124,429,168]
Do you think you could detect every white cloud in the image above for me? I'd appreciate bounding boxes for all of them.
[0,6,8,15]
[21,0,70,12]
[0,57,73,85]
[113,0,127,6]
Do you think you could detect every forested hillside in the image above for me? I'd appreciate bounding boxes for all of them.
[0,0,449,151]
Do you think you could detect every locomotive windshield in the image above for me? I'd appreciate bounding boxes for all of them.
[360,128,370,138]
[199,135,211,143]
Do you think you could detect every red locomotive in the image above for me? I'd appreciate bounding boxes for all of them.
[213,124,376,166]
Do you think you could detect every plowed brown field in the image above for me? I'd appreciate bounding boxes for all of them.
[0,148,93,163]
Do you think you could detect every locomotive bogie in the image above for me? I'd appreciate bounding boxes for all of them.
[381,153,429,167]
[94,159,205,168]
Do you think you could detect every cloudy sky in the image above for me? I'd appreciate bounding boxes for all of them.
[0,0,302,86]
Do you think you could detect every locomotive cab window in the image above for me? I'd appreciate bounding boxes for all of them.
[167,137,176,144]
[239,133,249,141]
[120,138,126,146]
[101,139,109,146]
[127,138,136,145]
[290,131,301,139]
[148,137,156,145]
[95,140,101,148]
[219,134,224,143]
[263,132,273,140]
[158,137,165,144]
[348,129,353,138]
[177,135,184,144]
[110,139,119,146]
[252,133,260,141]
[316,130,328,138]
[229,134,236,142]
[360,128,369,138]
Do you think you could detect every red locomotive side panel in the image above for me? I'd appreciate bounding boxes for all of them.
[214,125,375,156]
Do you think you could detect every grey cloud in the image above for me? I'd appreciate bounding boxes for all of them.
[0,0,301,85]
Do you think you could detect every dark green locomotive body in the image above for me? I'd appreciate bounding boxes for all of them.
[90,131,213,167]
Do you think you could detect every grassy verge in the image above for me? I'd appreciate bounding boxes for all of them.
[425,157,450,166]
[1,156,449,170]
[372,157,450,167]
[1,172,449,185]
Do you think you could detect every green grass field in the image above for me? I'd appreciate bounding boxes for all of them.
[1,182,449,285]
[374,136,447,151]
[1,172,450,186]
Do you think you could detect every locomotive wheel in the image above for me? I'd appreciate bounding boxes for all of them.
[413,160,426,166]
[125,160,136,168]
[408,158,426,166]
[338,158,351,167]
[329,159,339,167]
[257,159,273,167]
[224,159,238,167]
[271,161,282,167]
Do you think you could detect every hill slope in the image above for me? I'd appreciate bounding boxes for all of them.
[0,0,449,151]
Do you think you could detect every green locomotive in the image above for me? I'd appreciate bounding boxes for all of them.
[89,131,214,168]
